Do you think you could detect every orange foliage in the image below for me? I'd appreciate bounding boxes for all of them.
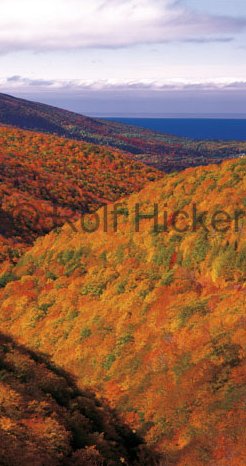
[0,156,245,464]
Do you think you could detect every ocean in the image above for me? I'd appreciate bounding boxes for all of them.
[106,118,246,141]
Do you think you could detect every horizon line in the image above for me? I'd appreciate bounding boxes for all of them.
[91,113,246,120]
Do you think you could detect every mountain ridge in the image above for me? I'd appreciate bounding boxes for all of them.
[1,92,246,172]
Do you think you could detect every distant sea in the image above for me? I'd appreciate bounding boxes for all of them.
[106,118,246,141]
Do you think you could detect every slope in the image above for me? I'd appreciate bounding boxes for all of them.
[0,125,161,265]
[1,92,246,172]
[0,333,160,466]
[0,158,245,464]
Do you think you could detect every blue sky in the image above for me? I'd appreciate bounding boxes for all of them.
[0,0,246,116]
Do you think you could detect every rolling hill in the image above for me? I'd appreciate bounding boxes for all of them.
[0,157,245,464]
[0,125,161,266]
[1,92,246,172]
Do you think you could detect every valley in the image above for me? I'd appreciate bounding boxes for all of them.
[0,155,245,464]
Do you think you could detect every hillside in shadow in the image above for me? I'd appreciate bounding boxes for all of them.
[0,332,164,466]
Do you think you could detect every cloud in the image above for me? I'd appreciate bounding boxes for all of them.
[0,0,245,53]
[6,76,54,86]
[1,76,246,92]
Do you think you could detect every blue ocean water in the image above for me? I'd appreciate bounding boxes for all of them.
[107,118,246,141]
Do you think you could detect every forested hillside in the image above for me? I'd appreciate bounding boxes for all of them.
[0,125,160,266]
[0,333,159,466]
[1,93,246,172]
[0,157,245,464]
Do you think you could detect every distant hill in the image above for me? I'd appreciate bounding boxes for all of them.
[1,93,246,172]
[0,157,245,464]
[0,92,105,136]
[0,333,159,466]
[0,125,161,265]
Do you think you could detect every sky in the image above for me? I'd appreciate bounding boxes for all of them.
[0,0,246,116]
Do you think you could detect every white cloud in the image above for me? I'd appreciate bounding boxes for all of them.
[0,0,245,53]
[1,76,246,92]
